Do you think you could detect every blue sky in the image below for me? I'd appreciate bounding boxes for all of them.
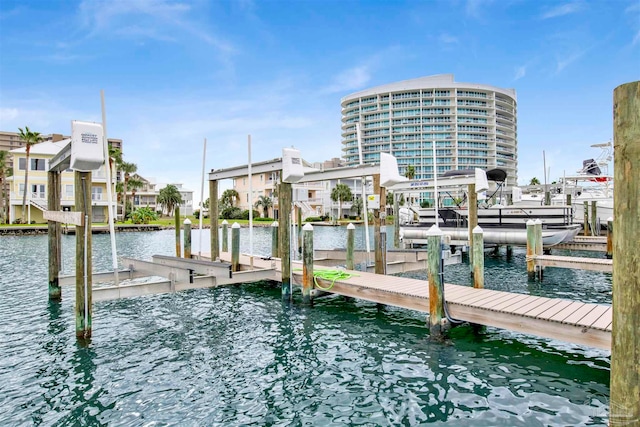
[0,0,638,204]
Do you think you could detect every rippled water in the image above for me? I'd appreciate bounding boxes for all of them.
[0,227,611,425]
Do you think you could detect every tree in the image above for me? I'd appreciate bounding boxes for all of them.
[254,195,273,218]
[157,184,183,217]
[220,189,239,209]
[18,126,43,220]
[119,161,137,218]
[0,150,11,224]
[351,196,363,217]
[126,175,144,218]
[404,165,416,180]
[529,177,541,186]
[330,183,353,221]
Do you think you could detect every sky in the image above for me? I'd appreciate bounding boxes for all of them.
[0,0,638,206]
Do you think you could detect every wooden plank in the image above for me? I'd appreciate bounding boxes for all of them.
[561,303,598,325]
[44,210,84,226]
[477,292,525,310]
[549,302,586,322]
[524,299,565,318]
[484,293,531,311]
[535,299,576,320]
[590,307,613,330]
[510,296,552,315]
[449,289,502,305]
[575,304,610,328]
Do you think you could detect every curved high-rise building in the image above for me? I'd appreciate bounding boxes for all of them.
[341,74,517,187]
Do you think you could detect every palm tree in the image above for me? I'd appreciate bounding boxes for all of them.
[351,196,363,218]
[119,161,137,218]
[18,126,43,220]
[0,150,11,224]
[126,175,144,217]
[529,177,541,186]
[404,165,416,180]
[220,189,239,209]
[330,183,353,221]
[254,195,273,218]
[157,184,183,216]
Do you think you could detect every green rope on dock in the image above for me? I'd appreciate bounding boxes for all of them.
[293,268,358,291]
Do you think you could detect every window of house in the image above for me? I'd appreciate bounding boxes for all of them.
[92,187,103,201]
[31,184,45,198]
[19,183,25,196]
[65,185,74,198]
[18,158,26,170]
[31,158,46,171]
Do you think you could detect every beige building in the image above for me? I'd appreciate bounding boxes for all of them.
[8,140,115,223]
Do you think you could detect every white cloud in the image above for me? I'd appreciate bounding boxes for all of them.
[634,29,640,45]
[0,108,19,123]
[513,65,526,81]
[555,49,587,73]
[540,3,582,20]
[438,33,459,45]
[322,66,371,94]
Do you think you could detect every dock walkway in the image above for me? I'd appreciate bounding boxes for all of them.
[218,252,611,350]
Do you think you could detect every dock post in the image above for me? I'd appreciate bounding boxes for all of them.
[271,221,279,258]
[231,222,240,272]
[296,207,302,257]
[566,193,571,206]
[526,219,536,280]
[279,182,292,300]
[373,174,385,275]
[346,223,355,270]
[506,245,513,259]
[472,226,484,288]
[611,81,640,425]
[379,224,387,275]
[534,219,543,280]
[75,172,92,339]
[468,183,478,267]
[174,205,181,257]
[209,180,219,261]
[47,170,62,300]
[427,225,445,340]
[591,201,598,236]
[583,201,590,236]
[606,217,613,259]
[221,219,229,253]
[302,223,314,305]
[183,218,191,259]
[393,193,400,248]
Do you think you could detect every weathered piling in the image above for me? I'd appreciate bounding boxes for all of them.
[606,217,613,259]
[183,218,191,259]
[346,223,355,270]
[534,219,543,279]
[526,220,536,280]
[393,193,400,248]
[379,225,387,275]
[209,180,219,261]
[302,223,313,305]
[47,170,62,300]
[610,80,640,425]
[566,193,571,206]
[468,183,478,265]
[583,201,590,236]
[174,205,181,257]
[427,226,445,339]
[591,201,598,236]
[221,219,229,253]
[506,245,513,259]
[373,174,385,275]
[472,226,484,289]
[544,191,551,206]
[296,207,302,257]
[231,222,240,272]
[279,182,292,299]
[75,172,92,339]
[271,221,279,258]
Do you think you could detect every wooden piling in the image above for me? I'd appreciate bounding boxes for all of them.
[606,217,613,259]
[583,201,590,236]
[174,205,181,257]
[302,223,313,305]
[468,183,477,265]
[346,223,355,270]
[393,192,400,248]
[209,180,219,261]
[610,80,640,425]
[231,222,240,272]
[183,218,191,259]
[271,221,279,258]
[427,226,444,339]
[47,170,62,300]
[472,226,484,289]
[566,193,571,206]
[506,245,513,259]
[534,219,543,280]
[591,201,598,236]
[526,220,536,280]
[296,207,302,257]
[75,172,92,339]
[373,174,386,275]
[279,182,292,299]
[379,225,387,275]
[221,219,229,253]
[544,191,551,206]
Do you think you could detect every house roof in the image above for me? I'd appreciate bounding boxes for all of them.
[10,139,71,156]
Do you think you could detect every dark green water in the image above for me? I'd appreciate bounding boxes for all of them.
[0,228,611,425]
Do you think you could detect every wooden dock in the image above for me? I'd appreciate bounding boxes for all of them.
[218,252,612,350]
[554,235,607,252]
[533,254,613,273]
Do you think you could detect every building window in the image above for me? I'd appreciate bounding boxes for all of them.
[31,184,45,198]
[92,187,103,201]
[31,158,46,171]
[19,183,25,196]
[65,185,74,198]
[18,158,26,170]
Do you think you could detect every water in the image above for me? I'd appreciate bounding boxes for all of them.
[0,227,612,425]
